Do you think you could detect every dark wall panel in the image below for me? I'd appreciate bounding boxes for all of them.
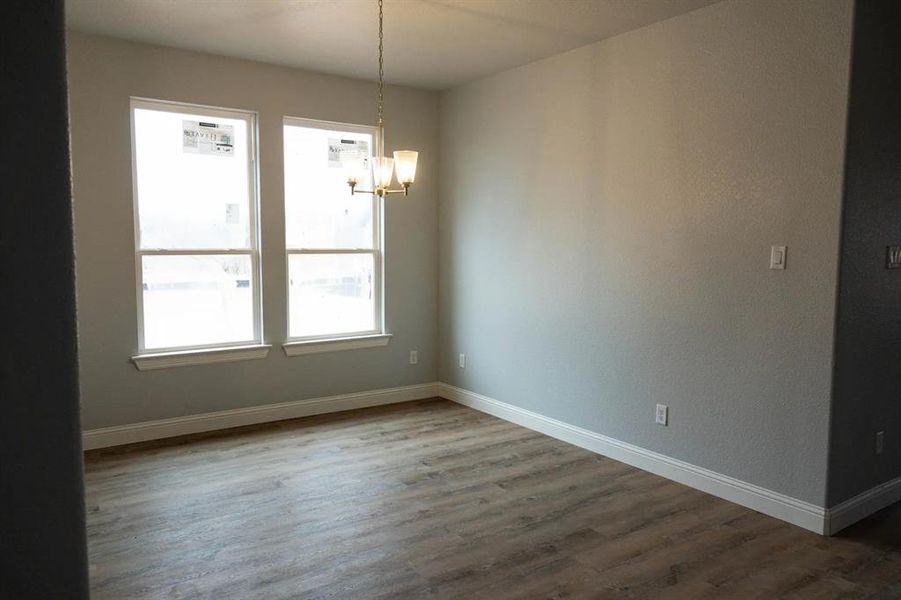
[0,0,90,596]
[828,0,901,506]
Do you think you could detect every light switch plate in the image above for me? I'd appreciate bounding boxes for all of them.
[887,245,901,269]
[655,404,668,426]
[770,246,787,270]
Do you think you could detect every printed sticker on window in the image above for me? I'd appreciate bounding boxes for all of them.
[328,138,369,169]
[183,121,234,156]
[225,203,240,224]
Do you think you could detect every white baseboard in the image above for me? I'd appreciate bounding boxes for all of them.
[826,474,901,535]
[83,379,898,535]
[82,382,439,450]
[437,382,829,535]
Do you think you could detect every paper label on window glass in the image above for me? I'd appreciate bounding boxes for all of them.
[225,203,240,224]
[183,121,234,156]
[328,138,369,169]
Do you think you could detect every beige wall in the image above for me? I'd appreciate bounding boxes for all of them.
[438,0,853,505]
[67,32,439,429]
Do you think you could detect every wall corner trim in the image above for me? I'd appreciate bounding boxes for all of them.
[437,382,829,535]
[82,382,439,450]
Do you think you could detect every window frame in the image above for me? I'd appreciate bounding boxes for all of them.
[282,116,385,343]
[130,97,264,356]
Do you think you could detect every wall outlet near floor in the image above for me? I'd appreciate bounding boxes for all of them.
[458,353,466,369]
[656,404,668,426]
[409,350,419,365]
[876,431,885,455]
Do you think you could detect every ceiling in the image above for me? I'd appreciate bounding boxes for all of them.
[65,0,721,90]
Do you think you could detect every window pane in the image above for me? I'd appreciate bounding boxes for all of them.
[142,255,254,349]
[284,124,374,249]
[289,253,375,338]
[134,108,251,249]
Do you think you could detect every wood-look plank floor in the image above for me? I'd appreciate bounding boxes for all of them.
[84,399,901,599]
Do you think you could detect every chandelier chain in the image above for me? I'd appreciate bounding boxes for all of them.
[378,0,384,128]
[348,0,416,197]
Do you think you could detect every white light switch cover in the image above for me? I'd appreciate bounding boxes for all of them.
[655,404,668,426]
[770,246,787,270]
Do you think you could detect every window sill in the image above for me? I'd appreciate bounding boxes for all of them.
[132,344,272,371]
[283,334,392,357]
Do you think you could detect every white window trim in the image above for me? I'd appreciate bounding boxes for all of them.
[130,98,265,365]
[282,116,387,350]
[282,334,391,357]
[132,344,272,371]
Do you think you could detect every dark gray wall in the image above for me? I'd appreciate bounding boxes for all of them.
[0,1,90,597]
[439,0,852,506]
[828,0,901,507]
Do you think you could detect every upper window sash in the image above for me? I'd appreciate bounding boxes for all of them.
[283,116,380,251]
[131,98,258,252]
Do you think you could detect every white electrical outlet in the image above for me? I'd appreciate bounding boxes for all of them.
[876,431,885,455]
[458,353,466,369]
[656,404,668,426]
[409,350,418,365]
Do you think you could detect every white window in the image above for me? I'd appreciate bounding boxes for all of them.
[131,99,262,354]
[283,117,383,342]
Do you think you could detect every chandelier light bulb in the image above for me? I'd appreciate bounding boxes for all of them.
[373,156,395,189]
[393,151,418,185]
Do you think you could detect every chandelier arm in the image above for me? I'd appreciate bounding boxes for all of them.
[349,185,410,197]
[383,187,410,195]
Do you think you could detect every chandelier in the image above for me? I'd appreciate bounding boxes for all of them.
[347,0,418,197]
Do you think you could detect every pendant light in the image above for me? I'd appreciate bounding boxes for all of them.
[347,0,419,197]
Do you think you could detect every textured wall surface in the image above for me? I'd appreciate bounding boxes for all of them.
[68,33,439,429]
[439,0,853,505]
[0,2,89,596]
[828,0,901,507]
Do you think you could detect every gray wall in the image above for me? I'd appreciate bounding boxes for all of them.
[828,0,901,507]
[1,1,89,595]
[67,33,439,429]
[439,0,853,505]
